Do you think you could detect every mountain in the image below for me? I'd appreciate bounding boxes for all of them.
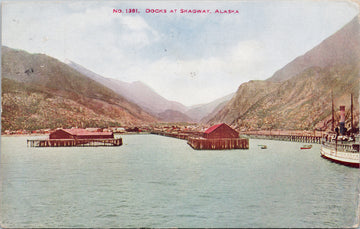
[208,80,281,126]
[199,99,232,124]
[185,93,234,122]
[157,109,194,123]
[65,60,188,115]
[1,46,157,131]
[66,60,235,122]
[207,16,360,131]
[268,16,360,82]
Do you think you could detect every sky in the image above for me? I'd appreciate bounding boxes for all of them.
[2,0,359,106]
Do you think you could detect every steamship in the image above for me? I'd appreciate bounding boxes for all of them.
[321,135,359,167]
[320,95,360,168]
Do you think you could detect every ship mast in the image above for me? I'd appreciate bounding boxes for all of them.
[332,91,334,131]
[351,93,354,132]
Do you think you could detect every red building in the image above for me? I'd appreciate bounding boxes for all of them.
[187,123,248,150]
[49,128,114,140]
[203,123,239,139]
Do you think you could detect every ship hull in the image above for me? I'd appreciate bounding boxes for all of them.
[320,145,359,168]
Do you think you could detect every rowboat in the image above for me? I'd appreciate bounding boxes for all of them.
[258,145,267,149]
[301,145,312,149]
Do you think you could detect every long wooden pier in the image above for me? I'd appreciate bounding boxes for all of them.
[151,131,189,140]
[246,134,322,143]
[27,138,123,147]
[150,131,203,140]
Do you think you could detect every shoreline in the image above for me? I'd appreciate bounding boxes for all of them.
[1,133,48,137]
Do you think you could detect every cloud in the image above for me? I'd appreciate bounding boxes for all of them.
[121,15,151,31]
[120,16,160,47]
[64,7,159,48]
[59,5,162,76]
[2,2,160,66]
[224,40,265,78]
[65,6,116,28]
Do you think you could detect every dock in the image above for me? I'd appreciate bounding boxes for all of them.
[150,130,202,140]
[187,123,249,150]
[187,137,249,150]
[152,124,250,150]
[27,138,122,147]
[246,134,322,143]
[151,131,188,140]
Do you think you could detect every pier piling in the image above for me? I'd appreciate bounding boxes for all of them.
[27,138,122,147]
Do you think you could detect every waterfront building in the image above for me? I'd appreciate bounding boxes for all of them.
[50,128,114,140]
[203,123,240,139]
[28,128,122,147]
[188,123,249,150]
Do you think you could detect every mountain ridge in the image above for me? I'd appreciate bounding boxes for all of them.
[268,16,360,82]
[66,59,235,122]
[1,46,158,131]
[207,16,360,131]
[186,93,234,122]
[65,60,188,115]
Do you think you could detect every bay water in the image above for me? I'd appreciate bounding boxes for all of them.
[1,134,359,227]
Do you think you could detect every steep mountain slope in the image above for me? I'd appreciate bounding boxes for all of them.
[157,109,194,123]
[65,60,188,114]
[66,60,235,122]
[268,16,360,82]
[200,99,232,124]
[208,80,281,126]
[208,16,360,131]
[1,46,157,131]
[185,93,234,122]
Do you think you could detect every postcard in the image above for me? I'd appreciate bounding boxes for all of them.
[1,0,359,228]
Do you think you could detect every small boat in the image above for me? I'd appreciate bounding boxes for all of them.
[301,145,312,149]
[258,145,267,149]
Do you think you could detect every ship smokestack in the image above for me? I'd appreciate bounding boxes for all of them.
[340,105,346,135]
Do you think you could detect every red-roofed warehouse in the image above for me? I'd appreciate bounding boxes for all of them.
[50,128,114,140]
[187,123,248,150]
[203,123,239,139]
